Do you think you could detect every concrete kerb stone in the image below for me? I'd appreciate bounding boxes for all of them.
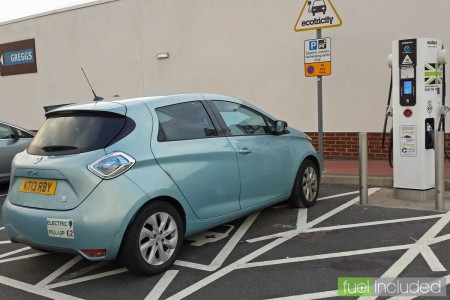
[322,175,450,190]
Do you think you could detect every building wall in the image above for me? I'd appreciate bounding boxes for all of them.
[0,0,449,146]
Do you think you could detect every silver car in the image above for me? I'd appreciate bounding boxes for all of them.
[0,121,35,182]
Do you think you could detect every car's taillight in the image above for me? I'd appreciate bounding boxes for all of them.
[87,152,135,179]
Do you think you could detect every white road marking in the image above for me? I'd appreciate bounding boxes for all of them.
[36,256,83,288]
[296,208,307,230]
[0,252,50,264]
[305,214,444,233]
[247,188,380,244]
[145,270,179,300]
[430,233,450,244]
[241,244,412,269]
[247,190,438,244]
[45,268,128,289]
[167,190,380,300]
[416,245,446,272]
[175,211,260,271]
[172,260,213,272]
[0,240,11,244]
[0,227,4,231]
[317,190,359,201]
[359,209,450,300]
[0,275,82,300]
[0,247,30,259]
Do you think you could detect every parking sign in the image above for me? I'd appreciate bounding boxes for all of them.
[304,37,331,77]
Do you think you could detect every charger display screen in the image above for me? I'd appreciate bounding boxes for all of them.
[404,81,412,95]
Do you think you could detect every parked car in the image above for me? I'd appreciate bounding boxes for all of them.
[0,121,35,183]
[2,94,320,275]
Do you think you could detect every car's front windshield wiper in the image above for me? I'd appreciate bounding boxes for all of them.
[41,145,78,152]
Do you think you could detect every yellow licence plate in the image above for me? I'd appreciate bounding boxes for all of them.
[20,179,57,195]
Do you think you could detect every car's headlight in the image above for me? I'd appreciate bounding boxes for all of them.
[87,152,135,179]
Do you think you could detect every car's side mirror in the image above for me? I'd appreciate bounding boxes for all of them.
[10,128,19,140]
[275,120,288,134]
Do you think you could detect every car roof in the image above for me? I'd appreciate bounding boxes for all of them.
[47,93,277,120]
[0,120,36,136]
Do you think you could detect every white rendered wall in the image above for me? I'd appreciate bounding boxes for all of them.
[0,0,449,132]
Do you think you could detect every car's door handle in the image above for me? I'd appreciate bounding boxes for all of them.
[238,148,252,155]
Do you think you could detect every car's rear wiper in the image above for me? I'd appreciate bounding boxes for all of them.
[41,145,78,152]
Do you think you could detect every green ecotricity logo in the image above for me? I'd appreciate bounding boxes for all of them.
[338,277,446,297]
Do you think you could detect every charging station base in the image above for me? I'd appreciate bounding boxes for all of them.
[393,188,435,201]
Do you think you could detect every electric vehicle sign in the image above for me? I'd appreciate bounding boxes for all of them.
[0,39,37,76]
[304,38,331,77]
[294,0,342,32]
[400,125,417,157]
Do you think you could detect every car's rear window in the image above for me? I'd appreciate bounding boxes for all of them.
[28,111,132,156]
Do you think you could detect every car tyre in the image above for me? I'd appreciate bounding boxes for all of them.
[120,201,183,276]
[290,159,319,208]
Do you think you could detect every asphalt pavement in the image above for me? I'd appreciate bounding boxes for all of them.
[1,183,450,299]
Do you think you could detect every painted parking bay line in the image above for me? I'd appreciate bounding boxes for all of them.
[0,252,50,264]
[167,190,379,300]
[360,208,450,300]
[145,270,179,300]
[36,256,83,288]
[0,247,31,259]
[0,275,82,300]
[174,211,261,272]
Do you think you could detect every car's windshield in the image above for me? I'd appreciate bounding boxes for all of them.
[28,112,128,156]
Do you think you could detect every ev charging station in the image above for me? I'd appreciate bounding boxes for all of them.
[386,38,447,200]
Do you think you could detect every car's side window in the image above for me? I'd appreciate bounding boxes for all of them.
[156,101,218,142]
[16,129,34,138]
[212,101,275,136]
[0,124,14,139]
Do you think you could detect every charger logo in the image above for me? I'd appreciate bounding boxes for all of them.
[294,0,342,32]
[424,63,443,85]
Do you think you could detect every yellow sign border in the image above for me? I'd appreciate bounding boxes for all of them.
[294,0,342,32]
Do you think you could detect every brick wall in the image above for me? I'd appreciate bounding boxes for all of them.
[304,132,450,160]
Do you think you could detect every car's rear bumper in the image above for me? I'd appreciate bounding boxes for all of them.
[2,176,149,261]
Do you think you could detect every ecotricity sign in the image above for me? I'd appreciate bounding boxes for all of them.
[0,39,37,76]
[294,0,342,32]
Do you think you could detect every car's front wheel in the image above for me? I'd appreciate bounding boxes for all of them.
[290,159,320,208]
[120,201,183,275]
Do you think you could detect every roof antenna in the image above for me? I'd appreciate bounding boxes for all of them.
[81,67,103,101]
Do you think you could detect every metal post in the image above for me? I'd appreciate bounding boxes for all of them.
[359,132,368,204]
[316,29,324,170]
[435,131,445,211]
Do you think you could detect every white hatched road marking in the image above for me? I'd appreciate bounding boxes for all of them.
[0,252,50,264]
[36,256,83,288]
[359,208,450,300]
[1,187,448,299]
[0,275,83,300]
[0,247,30,259]
[145,270,179,300]
[45,268,128,289]
[166,189,380,300]
[174,211,260,271]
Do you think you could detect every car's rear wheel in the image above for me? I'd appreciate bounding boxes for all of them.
[120,201,183,275]
[290,159,319,208]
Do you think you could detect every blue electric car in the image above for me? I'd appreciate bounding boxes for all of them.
[2,94,320,275]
